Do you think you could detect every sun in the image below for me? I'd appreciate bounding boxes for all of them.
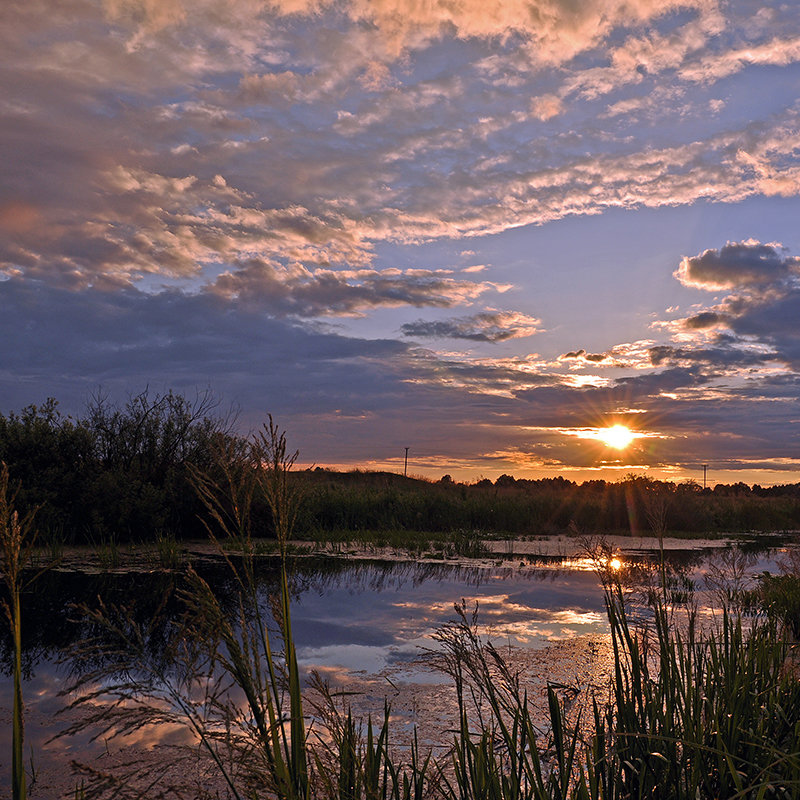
[597,424,636,450]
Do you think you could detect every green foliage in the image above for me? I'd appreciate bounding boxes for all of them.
[0,399,94,542]
[297,470,800,540]
[81,388,231,541]
[93,535,120,570]
[3,393,800,544]
[760,573,800,639]
[0,390,234,543]
[153,532,183,570]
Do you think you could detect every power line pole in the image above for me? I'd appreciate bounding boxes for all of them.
[404,447,409,478]
[702,464,708,490]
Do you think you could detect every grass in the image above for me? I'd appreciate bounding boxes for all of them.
[1,462,40,800]
[61,563,800,798]
[303,527,491,559]
[94,535,120,570]
[153,531,183,570]
[52,421,800,799]
[597,587,799,798]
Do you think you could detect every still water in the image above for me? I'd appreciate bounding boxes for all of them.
[0,537,796,790]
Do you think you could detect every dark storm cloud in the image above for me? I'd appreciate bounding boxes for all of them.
[0,279,411,417]
[668,242,800,371]
[675,240,800,291]
[646,344,776,369]
[683,311,726,329]
[722,287,800,339]
[400,311,541,342]
[3,273,800,475]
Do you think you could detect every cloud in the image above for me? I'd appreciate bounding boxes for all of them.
[5,0,800,481]
[735,149,800,199]
[557,341,657,370]
[660,242,800,375]
[682,311,727,329]
[3,272,800,477]
[615,243,800,376]
[99,0,719,66]
[210,260,504,316]
[0,277,411,416]
[681,35,800,84]
[565,6,724,101]
[675,241,800,291]
[400,311,541,342]
[530,94,564,121]
[0,202,41,234]
[646,343,776,370]
[3,0,800,305]
[559,349,611,364]
[537,239,800,474]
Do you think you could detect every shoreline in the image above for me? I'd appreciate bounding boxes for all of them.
[29,530,798,575]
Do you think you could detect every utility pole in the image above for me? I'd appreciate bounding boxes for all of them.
[702,464,708,490]
[404,447,409,478]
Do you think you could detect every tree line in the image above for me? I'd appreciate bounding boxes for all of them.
[297,468,800,537]
[2,390,800,544]
[0,390,240,543]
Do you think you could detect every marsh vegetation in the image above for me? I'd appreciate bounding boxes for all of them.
[1,405,800,798]
[2,392,800,554]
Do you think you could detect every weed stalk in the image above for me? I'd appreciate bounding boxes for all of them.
[1,462,40,800]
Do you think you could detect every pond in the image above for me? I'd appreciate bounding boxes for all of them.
[0,535,796,794]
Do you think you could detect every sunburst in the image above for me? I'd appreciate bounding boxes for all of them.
[596,424,636,450]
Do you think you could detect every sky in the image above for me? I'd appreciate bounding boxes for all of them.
[2,0,800,485]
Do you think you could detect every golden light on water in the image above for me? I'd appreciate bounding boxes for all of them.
[596,424,636,450]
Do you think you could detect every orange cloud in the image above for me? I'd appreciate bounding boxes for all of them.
[0,201,40,234]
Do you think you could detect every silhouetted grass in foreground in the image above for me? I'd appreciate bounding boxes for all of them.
[1,462,41,800]
[53,422,800,799]
[59,552,800,799]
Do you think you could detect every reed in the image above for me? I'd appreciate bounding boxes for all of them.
[759,571,800,638]
[153,531,183,570]
[57,421,800,798]
[1,462,40,800]
[588,571,800,799]
[63,557,800,799]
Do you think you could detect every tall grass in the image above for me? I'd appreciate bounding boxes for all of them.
[426,569,800,800]
[57,424,800,798]
[1,462,40,800]
[63,420,434,799]
[63,553,800,797]
[595,585,800,798]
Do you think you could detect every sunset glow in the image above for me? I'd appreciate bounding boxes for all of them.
[597,425,637,450]
[4,0,800,485]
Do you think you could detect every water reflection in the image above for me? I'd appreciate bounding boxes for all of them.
[2,541,793,680]
[1,537,798,791]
